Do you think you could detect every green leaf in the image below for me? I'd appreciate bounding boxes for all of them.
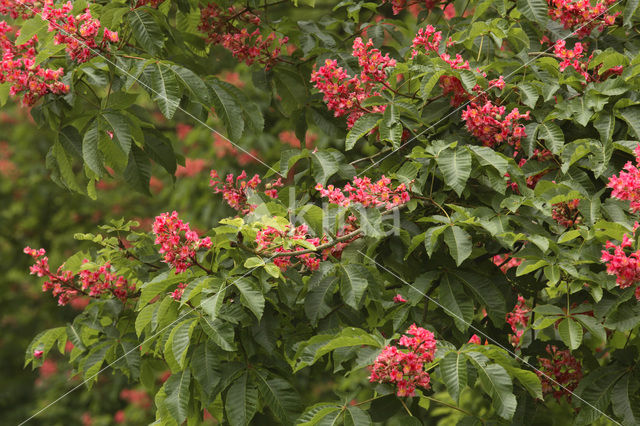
[516,0,548,24]
[83,120,104,176]
[143,129,176,175]
[469,146,508,175]
[234,278,265,320]
[444,226,472,266]
[254,371,301,423]
[297,403,342,425]
[340,264,369,309]
[453,270,506,325]
[15,17,48,45]
[305,276,338,326]
[119,340,141,379]
[191,343,220,398]
[440,351,468,403]
[436,147,472,196]
[624,0,640,27]
[468,355,517,420]
[575,367,626,425]
[143,63,181,119]
[102,112,132,155]
[344,405,371,426]
[226,373,258,426]
[169,64,210,104]
[127,9,164,55]
[312,150,341,186]
[439,274,474,332]
[164,369,191,424]
[516,259,548,276]
[611,375,640,425]
[124,145,151,195]
[53,141,82,193]
[345,114,380,150]
[619,106,640,139]
[209,80,245,141]
[558,317,583,350]
[200,317,235,351]
[135,303,155,337]
[165,318,197,370]
[519,83,539,108]
[538,122,564,154]
[574,314,606,344]
[295,328,381,371]
[243,257,265,268]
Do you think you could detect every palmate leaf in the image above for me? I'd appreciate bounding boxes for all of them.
[124,145,151,195]
[304,275,338,326]
[164,318,197,370]
[574,366,626,425]
[340,264,369,309]
[443,225,472,266]
[234,277,265,320]
[345,113,381,150]
[439,273,474,332]
[611,374,640,425]
[558,317,583,350]
[297,403,343,425]
[466,352,517,420]
[452,270,506,325]
[190,342,221,399]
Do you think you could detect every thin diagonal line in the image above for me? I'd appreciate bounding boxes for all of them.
[358,250,621,425]
[356,1,622,176]
[15,0,282,177]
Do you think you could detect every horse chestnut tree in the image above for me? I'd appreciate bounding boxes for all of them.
[12,0,640,424]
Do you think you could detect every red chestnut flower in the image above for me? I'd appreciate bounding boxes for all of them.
[368,324,437,397]
[537,344,583,401]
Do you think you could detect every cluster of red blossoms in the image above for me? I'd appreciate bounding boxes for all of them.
[198,3,288,67]
[170,282,187,301]
[506,295,530,347]
[552,199,581,227]
[310,37,395,128]
[461,100,530,153]
[0,23,68,106]
[0,0,37,19]
[601,234,640,300]
[492,253,523,273]
[607,145,640,213]
[601,145,640,300]
[315,176,410,210]
[209,170,283,214]
[24,247,135,305]
[41,0,119,63]
[152,211,213,273]
[411,25,469,70]
[554,40,623,82]
[368,324,437,397]
[547,0,618,39]
[536,344,583,401]
[256,223,323,271]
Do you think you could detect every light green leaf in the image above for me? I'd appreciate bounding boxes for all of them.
[234,278,265,320]
[516,0,548,24]
[345,114,381,150]
[558,317,583,350]
[144,63,181,119]
[444,226,472,266]
[436,147,472,196]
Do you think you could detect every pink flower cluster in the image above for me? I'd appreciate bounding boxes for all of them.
[601,234,640,299]
[0,0,38,19]
[468,334,489,345]
[152,211,213,273]
[506,295,530,347]
[548,0,618,39]
[175,158,209,178]
[492,253,523,273]
[24,247,135,305]
[607,145,640,213]
[552,199,581,227]
[78,260,135,301]
[256,223,323,271]
[537,344,583,401]
[0,22,68,106]
[41,0,119,63]
[368,324,437,397]
[461,100,530,153]
[310,38,395,128]
[411,26,469,70]
[554,40,623,82]
[170,282,187,301]
[209,170,283,214]
[439,75,468,106]
[315,176,410,210]
[198,3,288,67]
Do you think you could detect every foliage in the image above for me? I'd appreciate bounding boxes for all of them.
[8,0,640,424]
